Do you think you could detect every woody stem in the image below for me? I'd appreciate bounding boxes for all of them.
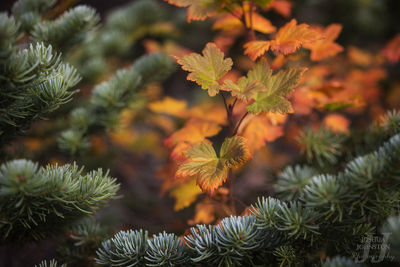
[221,93,237,214]
[227,168,236,215]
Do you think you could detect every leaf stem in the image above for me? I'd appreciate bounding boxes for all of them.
[242,2,256,42]
[233,112,249,136]
[227,168,236,215]
[221,93,234,134]
[231,98,238,110]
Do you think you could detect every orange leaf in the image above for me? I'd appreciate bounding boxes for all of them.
[382,34,400,64]
[143,40,192,59]
[303,24,343,61]
[213,11,275,34]
[323,114,350,134]
[244,19,321,59]
[244,40,271,61]
[239,113,285,152]
[187,103,227,125]
[246,13,276,34]
[188,201,216,225]
[347,46,374,67]
[164,118,222,148]
[165,0,218,22]
[271,19,322,55]
[268,0,292,18]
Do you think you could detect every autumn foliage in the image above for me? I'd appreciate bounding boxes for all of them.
[2,0,400,266]
[144,0,400,223]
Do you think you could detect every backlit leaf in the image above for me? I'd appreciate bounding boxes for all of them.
[246,60,306,114]
[188,201,216,225]
[169,178,202,210]
[244,40,271,61]
[149,97,187,117]
[213,12,276,34]
[244,19,321,59]
[323,114,350,134]
[303,24,343,61]
[165,0,218,22]
[268,0,292,18]
[222,76,265,102]
[176,137,250,194]
[239,113,286,152]
[382,34,400,64]
[177,43,233,96]
[164,118,222,148]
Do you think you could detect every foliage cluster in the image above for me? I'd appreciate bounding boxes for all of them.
[0,0,400,266]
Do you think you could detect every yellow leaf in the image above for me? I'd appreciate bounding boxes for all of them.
[149,97,187,117]
[169,178,203,210]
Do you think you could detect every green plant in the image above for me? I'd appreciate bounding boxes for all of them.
[1,0,399,266]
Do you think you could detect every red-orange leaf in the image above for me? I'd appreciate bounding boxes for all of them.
[271,19,322,55]
[165,0,218,22]
[164,118,222,148]
[268,0,292,18]
[245,19,322,60]
[244,40,271,61]
[239,113,286,152]
[213,12,275,34]
[382,34,400,64]
[303,24,343,61]
[323,114,350,134]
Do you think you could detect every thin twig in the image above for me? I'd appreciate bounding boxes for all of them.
[233,112,249,136]
[227,168,236,215]
[221,93,234,133]
[231,98,238,110]
[221,93,229,115]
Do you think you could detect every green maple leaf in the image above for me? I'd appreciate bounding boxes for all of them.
[176,136,250,194]
[246,59,306,114]
[223,76,265,102]
[177,43,233,97]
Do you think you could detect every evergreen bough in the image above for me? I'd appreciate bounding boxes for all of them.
[96,111,400,266]
[0,159,119,242]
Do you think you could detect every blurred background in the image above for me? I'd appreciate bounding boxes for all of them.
[0,0,399,266]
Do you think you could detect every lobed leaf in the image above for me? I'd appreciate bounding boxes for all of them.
[246,60,306,114]
[177,43,233,96]
[222,77,265,102]
[244,19,321,60]
[169,177,202,210]
[303,24,343,61]
[176,137,250,194]
[166,0,218,22]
